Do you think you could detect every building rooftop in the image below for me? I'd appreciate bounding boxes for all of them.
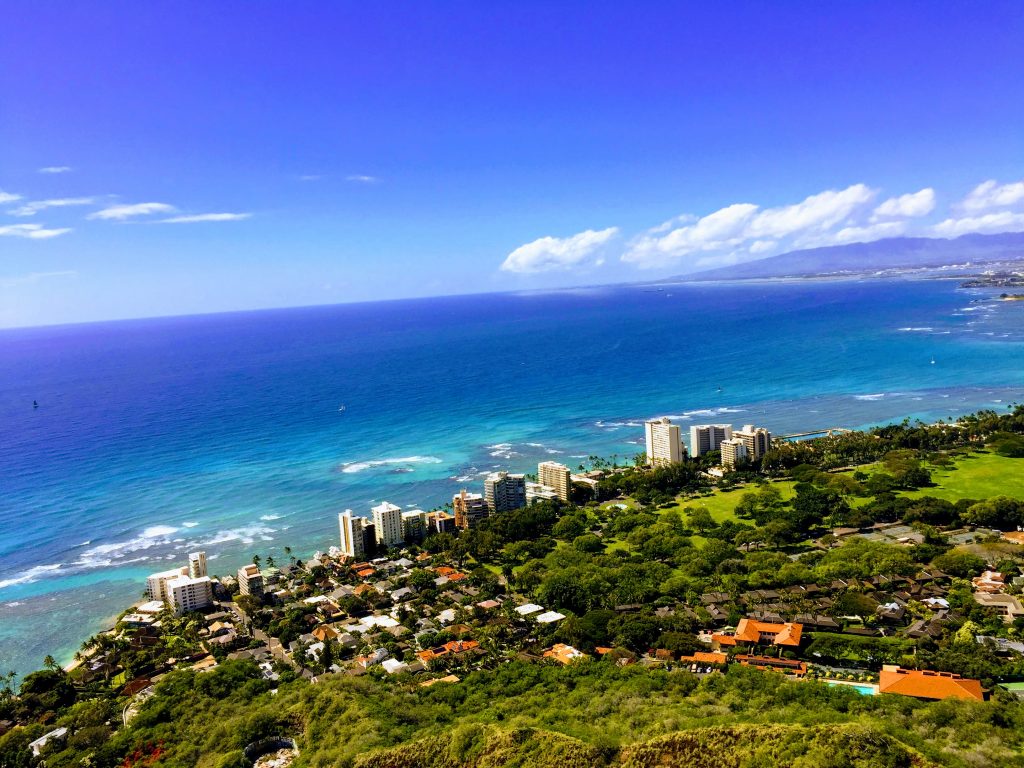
[878,666,984,701]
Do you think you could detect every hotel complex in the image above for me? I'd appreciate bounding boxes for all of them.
[645,417,686,466]
[372,501,404,547]
[484,471,527,514]
[537,461,571,501]
[690,424,733,456]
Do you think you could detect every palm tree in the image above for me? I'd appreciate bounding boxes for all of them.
[43,655,59,672]
[252,554,262,569]
[265,555,276,569]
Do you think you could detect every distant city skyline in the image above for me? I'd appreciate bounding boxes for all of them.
[2,3,1023,327]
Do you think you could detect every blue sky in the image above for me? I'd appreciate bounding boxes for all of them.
[1,2,1023,327]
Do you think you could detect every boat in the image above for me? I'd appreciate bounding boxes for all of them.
[338,404,346,412]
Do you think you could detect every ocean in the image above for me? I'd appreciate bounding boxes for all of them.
[1,277,1022,676]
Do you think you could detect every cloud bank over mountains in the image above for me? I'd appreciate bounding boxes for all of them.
[502,178,1024,275]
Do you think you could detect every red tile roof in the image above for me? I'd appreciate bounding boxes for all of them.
[878,666,984,701]
[679,651,728,664]
[714,619,803,647]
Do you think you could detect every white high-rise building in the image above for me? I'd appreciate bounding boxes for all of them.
[188,551,207,579]
[644,417,685,466]
[339,509,369,559]
[537,461,571,501]
[734,424,772,459]
[720,437,748,469]
[484,471,527,513]
[690,424,733,456]
[146,566,188,603]
[401,509,430,542]
[453,490,489,529]
[372,501,404,548]
[237,563,265,597]
[166,575,213,615]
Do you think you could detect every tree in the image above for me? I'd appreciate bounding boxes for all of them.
[932,550,986,578]
[252,554,262,569]
[686,507,715,534]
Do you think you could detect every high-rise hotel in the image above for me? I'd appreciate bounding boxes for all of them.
[644,417,686,466]
[690,424,733,456]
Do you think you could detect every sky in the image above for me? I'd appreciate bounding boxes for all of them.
[1,2,1023,327]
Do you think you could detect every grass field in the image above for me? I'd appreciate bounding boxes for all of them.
[904,451,1024,502]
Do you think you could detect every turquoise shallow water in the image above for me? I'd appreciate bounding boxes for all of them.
[1,278,1022,676]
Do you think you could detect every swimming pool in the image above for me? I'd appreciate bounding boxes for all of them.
[825,681,877,695]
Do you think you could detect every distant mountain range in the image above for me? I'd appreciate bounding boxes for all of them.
[670,231,1024,282]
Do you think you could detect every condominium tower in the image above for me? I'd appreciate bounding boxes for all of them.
[720,437,748,469]
[339,509,370,559]
[453,490,489,529]
[188,551,207,579]
[690,424,733,457]
[372,501,404,548]
[237,563,265,597]
[644,417,685,466]
[484,471,527,514]
[734,425,772,459]
[537,461,571,502]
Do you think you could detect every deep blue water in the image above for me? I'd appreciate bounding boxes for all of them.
[1,278,1022,676]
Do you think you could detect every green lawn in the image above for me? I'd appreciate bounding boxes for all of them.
[903,451,1024,502]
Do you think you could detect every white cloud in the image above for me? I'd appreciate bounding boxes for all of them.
[299,174,322,181]
[872,188,935,220]
[9,197,95,217]
[501,227,619,273]
[0,190,22,204]
[622,184,875,268]
[933,210,1024,238]
[38,166,72,174]
[87,202,176,220]
[346,175,379,184]
[747,184,875,240]
[623,204,757,267]
[160,212,252,223]
[959,179,1024,213]
[831,220,907,245]
[0,223,73,239]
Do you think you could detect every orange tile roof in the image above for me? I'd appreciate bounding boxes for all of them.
[725,619,803,647]
[543,643,589,665]
[447,572,468,582]
[434,566,459,576]
[680,651,728,664]
[356,568,376,578]
[878,667,984,701]
[595,646,616,655]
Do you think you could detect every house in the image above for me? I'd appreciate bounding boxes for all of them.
[972,571,1005,594]
[712,619,803,648]
[679,651,728,665]
[416,640,481,665]
[543,643,588,665]
[535,610,566,624]
[514,603,543,617]
[973,592,1024,623]
[29,728,69,756]
[381,658,409,675]
[878,666,984,701]
[976,636,1024,655]
[312,624,340,643]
